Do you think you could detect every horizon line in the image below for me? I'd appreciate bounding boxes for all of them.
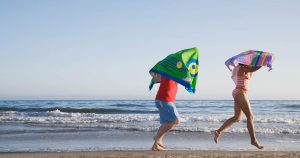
[0,99,299,101]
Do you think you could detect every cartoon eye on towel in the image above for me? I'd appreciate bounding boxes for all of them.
[176,61,183,69]
[186,59,198,77]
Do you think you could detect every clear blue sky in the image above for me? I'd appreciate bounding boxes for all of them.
[0,0,299,100]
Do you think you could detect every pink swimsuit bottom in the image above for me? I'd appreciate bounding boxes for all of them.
[232,88,247,98]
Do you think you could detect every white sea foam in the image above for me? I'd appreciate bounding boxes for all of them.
[255,116,300,124]
[47,109,74,117]
[1,111,299,125]
[0,111,159,124]
[1,111,300,134]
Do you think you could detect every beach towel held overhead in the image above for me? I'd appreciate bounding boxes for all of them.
[149,47,199,93]
[225,50,275,71]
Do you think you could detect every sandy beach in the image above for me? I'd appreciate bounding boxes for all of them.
[1,151,300,158]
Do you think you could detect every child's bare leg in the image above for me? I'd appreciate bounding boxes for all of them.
[156,119,179,143]
[214,100,242,143]
[153,126,166,148]
[152,124,169,151]
[236,92,263,149]
[152,119,179,150]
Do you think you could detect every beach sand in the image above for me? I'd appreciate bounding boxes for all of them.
[1,151,300,158]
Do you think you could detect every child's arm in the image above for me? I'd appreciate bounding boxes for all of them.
[224,57,235,72]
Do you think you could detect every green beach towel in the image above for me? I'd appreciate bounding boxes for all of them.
[149,47,199,93]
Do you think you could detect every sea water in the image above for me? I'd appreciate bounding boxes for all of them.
[0,100,299,151]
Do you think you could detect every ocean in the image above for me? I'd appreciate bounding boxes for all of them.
[0,100,299,152]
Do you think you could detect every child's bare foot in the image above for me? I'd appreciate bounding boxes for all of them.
[213,130,220,144]
[157,142,166,149]
[151,143,165,151]
[251,141,264,149]
[153,136,166,149]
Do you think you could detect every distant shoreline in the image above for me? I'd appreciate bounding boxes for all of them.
[1,151,300,158]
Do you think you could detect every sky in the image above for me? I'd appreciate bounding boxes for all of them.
[0,0,299,100]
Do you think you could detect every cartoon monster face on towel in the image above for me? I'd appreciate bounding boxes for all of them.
[149,47,199,93]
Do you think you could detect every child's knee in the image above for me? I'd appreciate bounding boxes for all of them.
[172,119,180,125]
[233,116,241,122]
[247,115,254,121]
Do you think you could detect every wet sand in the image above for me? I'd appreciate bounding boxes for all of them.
[1,151,300,158]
